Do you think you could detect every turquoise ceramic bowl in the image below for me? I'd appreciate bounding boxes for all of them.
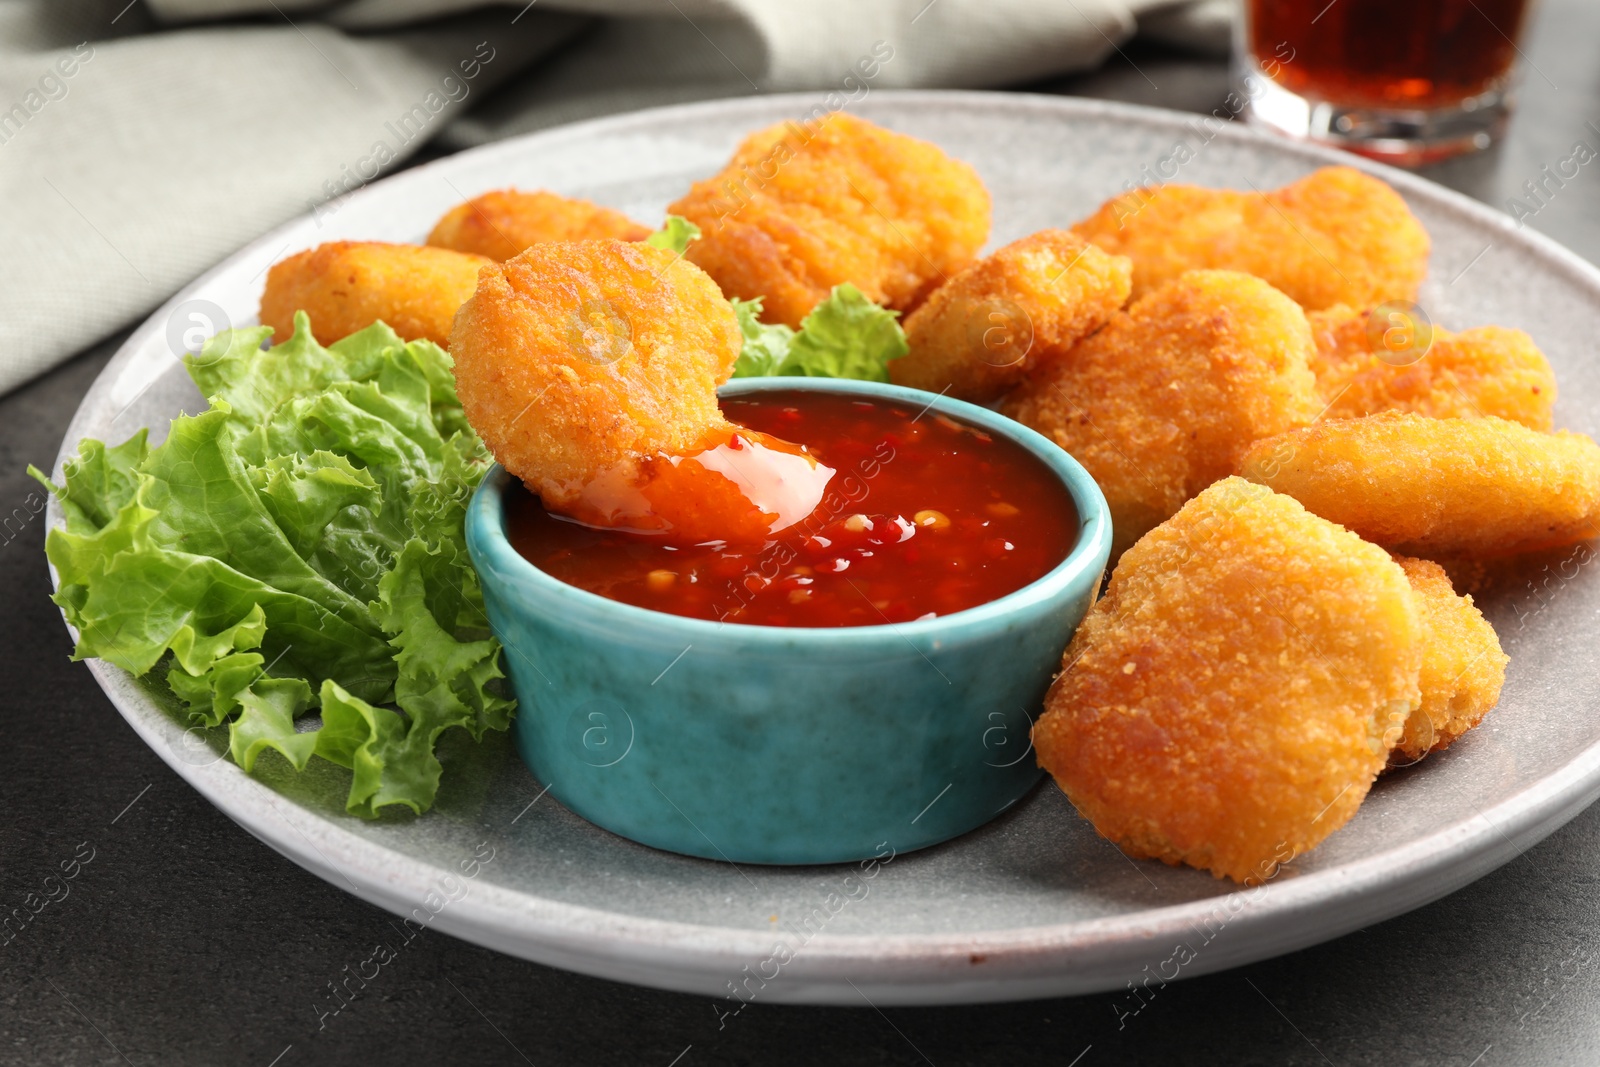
[466,378,1111,865]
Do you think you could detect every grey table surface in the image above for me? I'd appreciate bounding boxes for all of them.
[6,4,1600,1065]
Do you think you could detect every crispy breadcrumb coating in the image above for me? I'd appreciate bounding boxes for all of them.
[1240,413,1600,557]
[668,112,991,328]
[1391,556,1507,763]
[1309,305,1555,429]
[451,239,740,507]
[426,188,650,261]
[889,230,1132,403]
[1033,478,1422,883]
[1071,167,1430,311]
[259,241,491,348]
[1002,270,1319,556]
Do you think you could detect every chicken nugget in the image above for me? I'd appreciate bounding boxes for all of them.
[669,112,991,328]
[1239,413,1600,557]
[260,241,491,348]
[1071,167,1429,310]
[426,188,650,261]
[1002,270,1319,555]
[451,240,830,543]
[1390,556,1507,763]
[1309,305,1555,429]
[889,230,1132,403]
[1033,477,1422,883]
[452,239,738,502]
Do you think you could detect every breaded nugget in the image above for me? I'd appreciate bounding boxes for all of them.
[426,188,650,261]
[452,239,739,506]
[1391,556,1507,763]
[1071,167,1430,311]
[260,241,491,348]
[889,230,1132,403]
[452,240,830,542]
[1033,478,1422,883]
[669,112,991,328]
[1240,413,1600,557]
[1309,305,1555,429]
[1002,270,1319,555]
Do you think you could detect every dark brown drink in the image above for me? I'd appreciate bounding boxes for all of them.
[1250,0,1530,108]
[1239,0,1533,165]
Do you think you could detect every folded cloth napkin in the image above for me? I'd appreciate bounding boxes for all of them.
[0,0,1230,397]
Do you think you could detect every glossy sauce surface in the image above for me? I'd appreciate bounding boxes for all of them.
[505,390,1079,627]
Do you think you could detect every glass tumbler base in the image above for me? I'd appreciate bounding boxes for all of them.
[1238,60,1513,167]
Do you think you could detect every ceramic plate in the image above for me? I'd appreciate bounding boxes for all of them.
[46,91,1600,1005]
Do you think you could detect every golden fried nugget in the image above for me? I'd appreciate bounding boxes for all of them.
[1071,167,1430,311]
[669,112,991,328]
[1391,556,1507,763]
[1033,478,1422,883]
[1240,413,1600,558]
[426,188,650,261]
[452,239,740,507]
[451,240,832,543]
[260,241,491,348]
[1002,270,1319,555]
[889,230,1132,403]
[1310,305,1555,429]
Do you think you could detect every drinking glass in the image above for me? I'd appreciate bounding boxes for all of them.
[1237,0,1536,166]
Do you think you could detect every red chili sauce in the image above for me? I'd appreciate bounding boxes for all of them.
[504,390,1079,627]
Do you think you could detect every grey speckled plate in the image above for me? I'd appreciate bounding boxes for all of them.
[47,91,1600,1005]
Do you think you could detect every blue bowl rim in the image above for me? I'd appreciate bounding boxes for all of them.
[466,376,1112,647]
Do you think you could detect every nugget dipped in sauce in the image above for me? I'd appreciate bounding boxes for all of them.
[260,241,490,348]
[1071,167,1430,311]
[889,230,1132,403]
[427,188,650,261]
[1033,478,1422,883]
[1308,305,1555,430]
[1391,556,1507,764]
[669,112,991,328]
[1240,413,1600,558]
[451,239,832,544]
[1002,270,1319,556]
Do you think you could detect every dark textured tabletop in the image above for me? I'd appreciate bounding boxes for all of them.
[7,5,1600,1065]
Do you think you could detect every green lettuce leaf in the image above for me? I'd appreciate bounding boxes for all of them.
[229,676,318,771]
[730,297,795,377]
[781,284,909,382]
[729,284,908,383]
[643,215,702,256]
[34,312,510,817]
[51,431,148,531]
